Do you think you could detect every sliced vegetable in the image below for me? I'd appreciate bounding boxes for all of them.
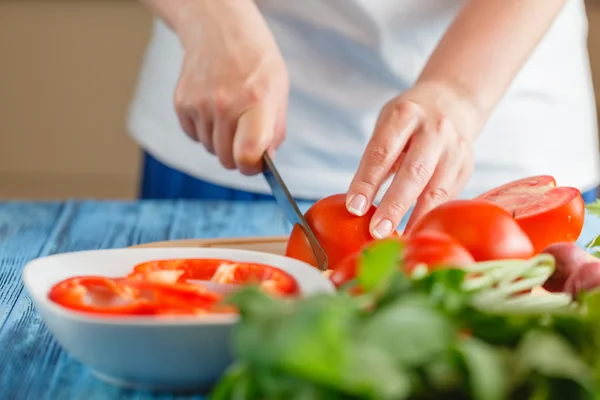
[285,193,397,270]
[48,276,156,315]
[129,258,300,296]
[49,258,300,316]
[476,175,585,253]
[407,200,534,262]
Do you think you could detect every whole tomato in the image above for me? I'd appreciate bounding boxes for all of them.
[407,199,534,262]
[403,230,475,275]
[329,232,474,290]
[475,175,585,253]
[285,194,397,269]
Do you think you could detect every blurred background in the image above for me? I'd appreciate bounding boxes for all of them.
[1,0,600,200]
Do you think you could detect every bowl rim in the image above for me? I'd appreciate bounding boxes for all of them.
[22,246,334,327]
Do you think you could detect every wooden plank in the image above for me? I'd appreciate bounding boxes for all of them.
[133,235,289,256]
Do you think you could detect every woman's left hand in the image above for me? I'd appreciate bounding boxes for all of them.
[346,81,481,238]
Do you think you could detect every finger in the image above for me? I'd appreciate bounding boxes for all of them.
[234,103,277,176]
[404,153,461,232]
[213,118,237,170]
[196,117,215,155]
[269,101,288,155]
[346,102,420,217]
[370,127,445,238]
[177,112,199,142]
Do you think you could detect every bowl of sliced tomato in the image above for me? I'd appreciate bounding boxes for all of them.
[22,247,334,392]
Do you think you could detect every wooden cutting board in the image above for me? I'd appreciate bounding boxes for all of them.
[132,235,289,256]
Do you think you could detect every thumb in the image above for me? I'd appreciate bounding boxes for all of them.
[233,103,276,176]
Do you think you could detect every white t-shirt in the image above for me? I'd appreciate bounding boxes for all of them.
[127,0,600,200]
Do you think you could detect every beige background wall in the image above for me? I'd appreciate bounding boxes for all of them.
[0,0,599,200]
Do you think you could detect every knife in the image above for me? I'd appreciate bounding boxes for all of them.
[262,153,328,271]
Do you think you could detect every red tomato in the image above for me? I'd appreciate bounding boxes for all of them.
[403,230,475,274]
[329,232,474,290]
[475,175,585,253]
[407,200,534,262]
[285,193,397,270]
[48,276,158,315]
[129,258,299,296]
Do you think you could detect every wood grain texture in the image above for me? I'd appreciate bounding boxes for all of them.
[0,200,598,399]
[0,200,310,400]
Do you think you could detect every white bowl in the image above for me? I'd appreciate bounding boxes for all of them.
[22,247,334,392]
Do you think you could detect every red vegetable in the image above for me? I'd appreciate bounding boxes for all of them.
[129,259,300,296]
[476,175,585,253]
[285,193,398,270]
[49,258,300,316]
[329,232,474,291]
[407,200,534,262]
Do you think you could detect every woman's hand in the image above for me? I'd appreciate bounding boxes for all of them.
[170,0,289,175]
[346,81,480,238]
[344,0,565,239]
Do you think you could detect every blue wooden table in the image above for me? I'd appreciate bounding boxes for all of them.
[1,200,599,400]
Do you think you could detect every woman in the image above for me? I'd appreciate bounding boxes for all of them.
[129,0,599,237]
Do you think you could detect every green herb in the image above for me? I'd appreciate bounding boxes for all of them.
[210,241,600,400]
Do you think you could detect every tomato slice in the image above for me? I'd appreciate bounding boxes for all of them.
[211,262,300,296]
[129,258,300,296]
[285,193,398,270]
[475,175,585,253]
[48,276,156,315]
[329,233,474,291]
[48,276,229,316]
[128,258,227,282]
[407,200,534,262]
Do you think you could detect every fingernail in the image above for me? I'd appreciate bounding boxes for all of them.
[348,194,367,216]
[373,219,393,239]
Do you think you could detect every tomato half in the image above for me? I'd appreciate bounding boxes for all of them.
[329,232,474,290]
[285,193,397,270]
[475,175,585,253]
[407,200,534,262]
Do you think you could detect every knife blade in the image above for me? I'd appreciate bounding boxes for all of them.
[262,153,328,271]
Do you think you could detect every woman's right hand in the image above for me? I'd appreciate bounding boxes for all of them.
[171,0,289,175]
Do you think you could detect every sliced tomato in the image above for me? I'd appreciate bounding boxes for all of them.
[48,276,157,315]
[128,258,227,282]
[211,262,300,296]
[329,233,474,291]
[285,193,398,270]
[407,200,534,262]
[475,175,585,253]
[49,276,228,316]
[130,258,299,296]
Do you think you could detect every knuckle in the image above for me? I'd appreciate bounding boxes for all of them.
[243,85,263,105]
[367,144,392,167]
[390,100,421,117]
[214,89,233,115]
[425,187,449,204]
[404,160,430,185]
[385,199,408,217]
